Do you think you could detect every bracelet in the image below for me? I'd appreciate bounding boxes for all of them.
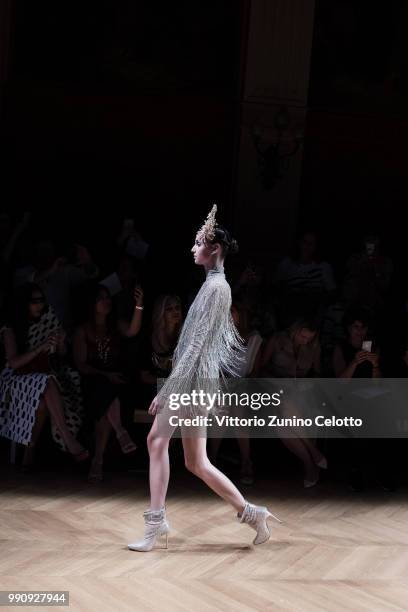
[135,305,144,310]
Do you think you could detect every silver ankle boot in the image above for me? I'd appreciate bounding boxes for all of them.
[128,507,170,552]
[238,500,281,545]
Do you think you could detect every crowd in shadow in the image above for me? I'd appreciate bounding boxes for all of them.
[1,212,407,492]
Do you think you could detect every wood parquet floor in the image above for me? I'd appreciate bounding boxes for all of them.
[1,464,408,612]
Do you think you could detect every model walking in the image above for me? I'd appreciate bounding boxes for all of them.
[128,205,281,551]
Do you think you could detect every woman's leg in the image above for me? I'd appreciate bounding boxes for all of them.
[279,398,324,481]
[280,436,319,482]
[94,415,112,463]
[301,436,326,465]
[106,397,124,434]
[105,397,136,452]
[147,415,174,510]
[29,400,48,445]
[182,433,246,513]
[88,415,112,480]
[42,378,84,454]
[22,400,48,466]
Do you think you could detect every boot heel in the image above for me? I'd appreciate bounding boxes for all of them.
[267,511,282,523]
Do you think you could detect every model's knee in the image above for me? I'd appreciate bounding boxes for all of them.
[184,458,209,477]
[147,433,168,456]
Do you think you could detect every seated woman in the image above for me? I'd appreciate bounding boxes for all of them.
[209,298,263,485]
[137,294,183,408]
[73,282,144,482]
[333,306,394,491]
[333,306,381,379]
[260,317,327,488]
[0,283,88,471]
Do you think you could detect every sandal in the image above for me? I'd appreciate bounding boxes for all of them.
[88,459,103,482]
[117,430,137,454]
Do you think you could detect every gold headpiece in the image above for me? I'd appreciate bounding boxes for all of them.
[197,203,218,242]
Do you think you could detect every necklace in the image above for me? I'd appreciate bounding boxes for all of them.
[95,334,111,364]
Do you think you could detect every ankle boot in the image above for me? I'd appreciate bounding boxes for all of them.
[128,507,170,552]
[237,500,281,545]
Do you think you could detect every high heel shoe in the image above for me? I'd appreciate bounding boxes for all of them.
[237,500,281,545]
[128,507,170,552]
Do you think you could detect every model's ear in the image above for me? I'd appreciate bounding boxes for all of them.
[211,243,221,255]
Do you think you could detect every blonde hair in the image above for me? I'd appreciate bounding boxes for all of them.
[151,294,182,354]
[288,318,320,345]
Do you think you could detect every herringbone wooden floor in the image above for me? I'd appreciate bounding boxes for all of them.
[1,464,408,612]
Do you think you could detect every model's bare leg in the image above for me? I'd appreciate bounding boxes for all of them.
[182,434,246,513]
[147,415,173,510]
[127,411,173,551]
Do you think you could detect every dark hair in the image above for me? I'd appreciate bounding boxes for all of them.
[342,306,372,332]
[208,225,239,257]
[8,283,48,352]
[82,282,116,332]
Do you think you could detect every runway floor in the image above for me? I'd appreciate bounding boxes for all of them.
[1,461,408,611]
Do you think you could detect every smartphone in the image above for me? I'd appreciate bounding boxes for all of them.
[362,340,372,352]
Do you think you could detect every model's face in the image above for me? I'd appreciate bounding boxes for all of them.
[191,233,216,266]
[95,288,112,316]
[164,301,182,326]
[295,328,316,346]
[349,320,368,345]
[28,291,46,320]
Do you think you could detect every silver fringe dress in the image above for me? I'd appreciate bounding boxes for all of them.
[156,265,246,419]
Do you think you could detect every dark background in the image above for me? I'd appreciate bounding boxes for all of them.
[1,0,408,482]
[1,0,407,278]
